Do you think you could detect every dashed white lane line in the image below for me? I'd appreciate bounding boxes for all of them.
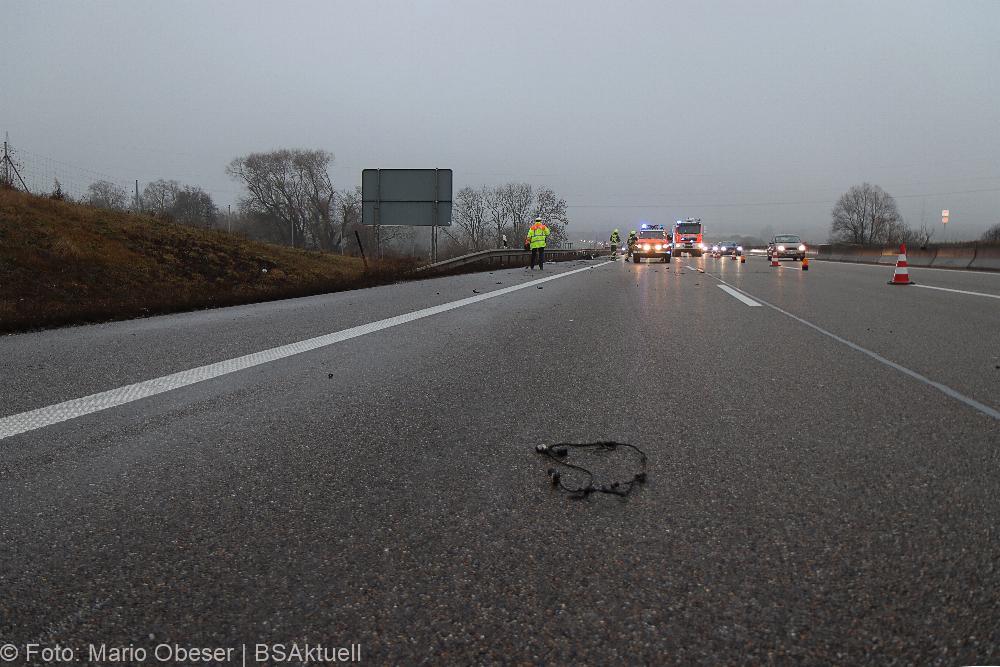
[717,285,762,306]
[697,275,1000,421]
[914,284,1000,300]
[0,262,614,441]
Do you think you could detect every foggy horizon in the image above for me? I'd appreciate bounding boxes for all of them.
[3,0,999,243]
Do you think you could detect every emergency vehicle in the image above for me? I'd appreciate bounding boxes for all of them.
[672,218,706,257]
[631,224,671,263]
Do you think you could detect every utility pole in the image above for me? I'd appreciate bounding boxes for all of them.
[227,204,231,233]
[2,134,8,189]
[1,133,29,193]
[135,179,140,212]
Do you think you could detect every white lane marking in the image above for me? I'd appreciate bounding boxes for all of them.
[0,262,614,441]
[717,285,762,306]
[700,277,1000,421]
[914,284,1000,300]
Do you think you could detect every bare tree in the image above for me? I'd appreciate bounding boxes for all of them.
[532,186,569,246]
[49,179,66,201]
[453,186,492,251]
[497,182,535,244]
[830,183,907,246]
[484,186,506,247]
[983,222,1000,243]
[335,186,362,254]
[86,180,129,211]
[172,186,218,228]
[227,149,337,249]
[142,179,181,214]
[914,222,936,248]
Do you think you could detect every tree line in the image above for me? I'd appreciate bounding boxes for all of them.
[451,183,569,251]
[65,148,574,258]
[830,182,999,246]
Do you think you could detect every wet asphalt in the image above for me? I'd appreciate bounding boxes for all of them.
[1,256,998,664]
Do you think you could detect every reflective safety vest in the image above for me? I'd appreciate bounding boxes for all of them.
[526,222,550,249]
[610,231,621,243]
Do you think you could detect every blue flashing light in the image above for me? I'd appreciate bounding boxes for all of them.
[641,223,648,229]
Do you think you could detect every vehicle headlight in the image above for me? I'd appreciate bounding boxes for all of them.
[654,244,662,251]
[737,246,743,251]
[777,245,785,251]
[699,243,706,250]
[798,244,806,251]
[643,244,651,251]
[721,246,727,251]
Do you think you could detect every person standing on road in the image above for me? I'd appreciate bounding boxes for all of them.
[626,229,638,259]
[526,216,550,270]
[610,228,621,257]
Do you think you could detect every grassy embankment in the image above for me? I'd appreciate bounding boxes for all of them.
[0,189,412,333]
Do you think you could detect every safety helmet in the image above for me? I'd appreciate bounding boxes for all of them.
[535,217,542,222]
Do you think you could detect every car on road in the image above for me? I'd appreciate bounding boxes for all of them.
[632,224,671,263]
[714,241,743,258]
[767,234,807,261]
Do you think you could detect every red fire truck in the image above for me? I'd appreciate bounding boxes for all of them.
[672,218,706,257]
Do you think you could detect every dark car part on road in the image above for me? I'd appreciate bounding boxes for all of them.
[535,442,648,498]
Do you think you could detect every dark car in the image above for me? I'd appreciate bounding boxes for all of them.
[716,241,743,257]
[767,234,806,261]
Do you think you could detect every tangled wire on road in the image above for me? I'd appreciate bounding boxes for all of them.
[535,441,647,498]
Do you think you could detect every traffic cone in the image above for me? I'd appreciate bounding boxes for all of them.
[740,254,746,264]
[770,253,779,267]
[802,257,809,271]
[888,244,914,285]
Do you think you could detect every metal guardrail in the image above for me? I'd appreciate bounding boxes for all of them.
[414,248,613,274]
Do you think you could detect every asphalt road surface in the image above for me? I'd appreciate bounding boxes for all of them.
[2,255,998,665]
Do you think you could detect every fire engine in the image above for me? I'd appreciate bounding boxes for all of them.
[672,218,706,257]
[631,223,671,263]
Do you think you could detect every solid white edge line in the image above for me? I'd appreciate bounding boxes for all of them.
[811,259,1000,276]
[717,285,762,306]
[914,284,1000,300]
[0,262,614,441]
[704,277,1000,421]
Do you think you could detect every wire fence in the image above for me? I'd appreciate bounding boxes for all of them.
[2,141,137,205]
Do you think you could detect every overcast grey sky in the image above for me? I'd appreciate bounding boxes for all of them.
[3,0,999,241]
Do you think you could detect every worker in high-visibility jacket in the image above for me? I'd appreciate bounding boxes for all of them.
[610,229,621,257]
[525,216,550,270]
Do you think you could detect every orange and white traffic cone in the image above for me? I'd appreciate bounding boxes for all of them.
[770,253,780,267]
[802,256,809,271]
[888,244,914,285]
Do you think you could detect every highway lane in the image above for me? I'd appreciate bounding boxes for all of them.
[0,263,602,416]
[1,256,998,664]
[690,255,999,413]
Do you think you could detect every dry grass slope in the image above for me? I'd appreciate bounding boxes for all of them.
[0,189,412,333]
